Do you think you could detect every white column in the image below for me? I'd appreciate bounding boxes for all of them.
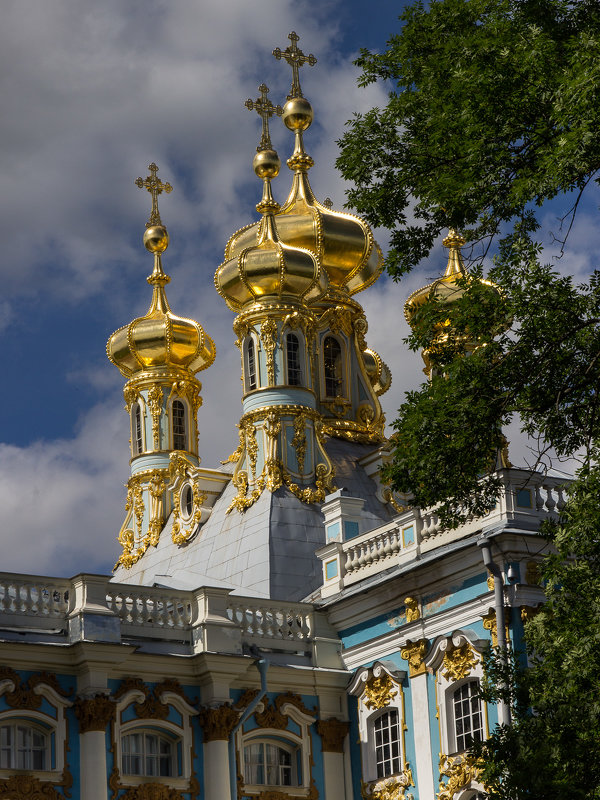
[411,672,435,800]
[74,695,115,800]
[203,739,231,800]
[316,718,349,800]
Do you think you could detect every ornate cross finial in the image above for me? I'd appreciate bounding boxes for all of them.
[135,163,173,227]
[273,32,317,99]
[245,84,283,151]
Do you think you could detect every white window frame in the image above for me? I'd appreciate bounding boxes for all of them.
[0,676,71,783]
[243,737,299,788]
[426,632,489,757]
[120,728,177,779]
[0,720,50,771]
[114,685,197,791]
[131,401,145,456]
[349,662,407,785]
[244,335,260,393]
[237,699,315,799]
[285,331,304,387]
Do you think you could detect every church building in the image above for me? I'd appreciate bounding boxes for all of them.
[0,32,561,800]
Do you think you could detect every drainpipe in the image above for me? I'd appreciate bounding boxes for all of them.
[229,656,269,800]
[478,536,511,726]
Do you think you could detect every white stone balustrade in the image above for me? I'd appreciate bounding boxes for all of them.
[0,573,340,665]
[318,468,571,597]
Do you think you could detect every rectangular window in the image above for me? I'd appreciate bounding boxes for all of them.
[453,682,483,752]
[373,709,401,779]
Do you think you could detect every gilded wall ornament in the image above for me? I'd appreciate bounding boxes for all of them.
[364,673,398,710]
[118,785,184,800]
[404,597,420,623]
[0,668,69,710]
[437,753,483,800]
[361,766,414,800]
[291,411,308,474]
[482,610,510,649]
[381,487,410,515]
[520,604,542,622]
[316,718,349,753]
[147,384,164,449]
[0,775,63,799]
[441,643,477,682]
[112,677,188,720]
[254,701,287,730]
[199,704,240,741]
[260,319,278,386]
[487,572,495,591]
[275,692,316,717]
[400,639,429,678]
[233,689,260,710]
[123,384,140,412]
[115,469,169,569]
[74,694,116,733]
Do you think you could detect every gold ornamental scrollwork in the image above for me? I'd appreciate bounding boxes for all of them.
[361,765,414,800]
[147,384,164,449]
[482,610,510,648]
[441,642,477,682]
[291,410,308,474]
[117,785,185,800]
[316,718,349,753]
[404,597,420,623]
[437,753,483,800]
[400,639,429,678]
[74,694,116,733]
[0,668,70,710]
[0,775,63,800]
[115,468,169,569]
[364,673,397,711]
[260,319,278,386]
[199,704,240,741]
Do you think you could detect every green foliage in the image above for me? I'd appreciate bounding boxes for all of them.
[472,465,600,799]
[338,1,600,794]
[337,0,600,276]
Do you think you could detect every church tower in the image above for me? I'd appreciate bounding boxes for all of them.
[107,164,216,568]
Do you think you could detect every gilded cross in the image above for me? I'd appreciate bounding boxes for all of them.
[245,84,283,151]
[135,162,173,226]
[273,32,317,99]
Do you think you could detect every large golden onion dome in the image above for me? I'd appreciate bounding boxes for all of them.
[225,95,383,299]
[108,165,215,379]
[215,136,328,312]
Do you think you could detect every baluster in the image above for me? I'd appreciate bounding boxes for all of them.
[556,485,566,511]
[535,485,544,510]
[344,549,354,573]
[349,546,360,572]
[545,486,556,513]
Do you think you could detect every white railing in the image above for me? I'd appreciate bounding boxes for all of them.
[320,469,572,595]
[0,574,70,619]
[0,573,335,662]
[107,585,192,630]
[227,598,313,646]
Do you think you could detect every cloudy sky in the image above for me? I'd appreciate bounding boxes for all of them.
[0,1,596,578]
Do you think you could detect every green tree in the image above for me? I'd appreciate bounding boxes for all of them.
[337,0,600,796]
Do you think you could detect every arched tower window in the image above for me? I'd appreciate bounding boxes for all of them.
[286,333,302,386]
[246,338,257,392]
[132,403,143,456]
[323,336,343,397]
[172,400,187,451]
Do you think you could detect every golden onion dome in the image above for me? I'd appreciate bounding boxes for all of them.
[107,254,216,378]
[404,228,503,329]
[225,94,383,299]
[108,163,215,379]
[215,136,328,312]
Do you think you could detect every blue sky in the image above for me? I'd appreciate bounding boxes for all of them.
[0,1,597,577]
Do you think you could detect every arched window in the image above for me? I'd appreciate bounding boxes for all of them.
[246,338,257,391]
[286,333,302,386]
[121,731,175,777]
[323,336,343,397]
[0,722,48,770]
[132,403,143,455]
[453,681,483,752]
[243,741,298,787]
[373,709,402,779]
[172,400,187,451]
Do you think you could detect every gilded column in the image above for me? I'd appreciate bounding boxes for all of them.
[199,704,239,800]
[316,718,350,800]
[74,695,116,800]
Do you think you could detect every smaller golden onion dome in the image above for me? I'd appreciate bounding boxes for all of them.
[225,93,383,299]
[215,140,328,312]
[107,164,215,379]
[107,256,216,378]
[404,228,503,327]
